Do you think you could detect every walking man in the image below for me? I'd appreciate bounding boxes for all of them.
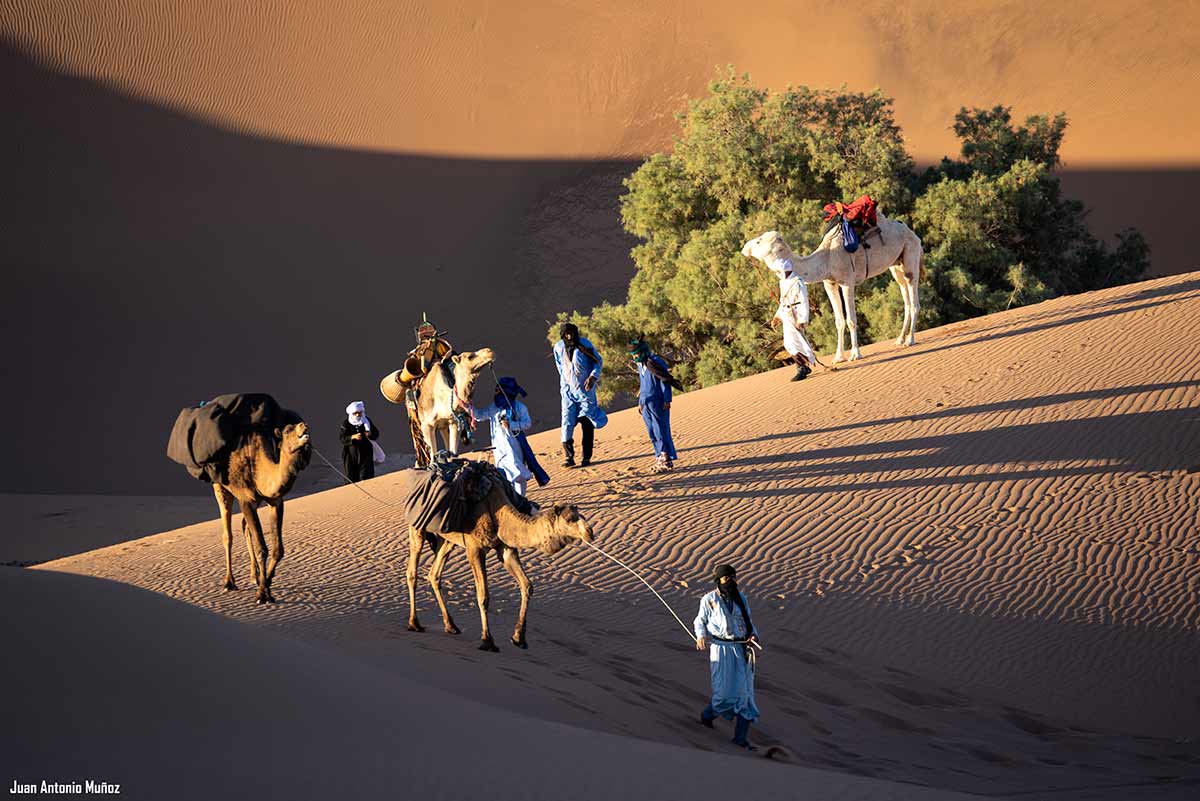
[695,564,760,749]
[766,254,817,381]
[629,337,682,472]
[552,322,607,467]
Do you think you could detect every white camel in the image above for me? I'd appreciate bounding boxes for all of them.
[742,214,925,361]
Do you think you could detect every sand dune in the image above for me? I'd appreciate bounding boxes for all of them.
[2,567,975,801]
[25,272,1200,798]
[6,1,1198,165]
[5,3,1199,498]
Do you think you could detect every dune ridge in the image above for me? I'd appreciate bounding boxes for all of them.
[27,272,1200,797]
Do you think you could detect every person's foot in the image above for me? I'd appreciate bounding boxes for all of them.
[699,713,714,729]
[790,365,811,381]
[579,459,591,467]
[731,738,757,751]
[561,457,576,468]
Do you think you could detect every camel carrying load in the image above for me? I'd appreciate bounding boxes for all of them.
[380,317,495,467]
[403,457,593,651]
[167,393,311,604]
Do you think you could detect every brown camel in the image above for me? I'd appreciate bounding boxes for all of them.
[213,422,312,604]
[406,475,593,651]
[414,348,495,458]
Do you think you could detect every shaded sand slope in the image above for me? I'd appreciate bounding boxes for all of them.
[0,43,635,495]
[1,568,974,801]
[35,273,1200,797]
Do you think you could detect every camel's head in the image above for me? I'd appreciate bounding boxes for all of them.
[741,230,790,264]
[539,503,594,555]
[276,421,312,469]
[451,347,496,400]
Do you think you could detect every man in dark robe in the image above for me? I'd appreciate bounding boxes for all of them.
[339,401,381,482]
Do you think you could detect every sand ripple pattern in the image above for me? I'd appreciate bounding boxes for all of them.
[38,274,1200,796]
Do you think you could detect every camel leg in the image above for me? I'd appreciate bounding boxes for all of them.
[242,518,262,586]
[264,498,284,583]
[447,422,460,457]
[840,283,862,360]
[427,538,461,635]
[902,250,921,346]
[421,421,438,460]
[823,280,847,362]
[890,265,912,346]
[214,486,237,590]
[406,527,426,632]
[240,501,273,604]
[500,546,532,648]
[466,541,499,652]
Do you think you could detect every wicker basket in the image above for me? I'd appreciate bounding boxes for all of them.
[379,370,407,404]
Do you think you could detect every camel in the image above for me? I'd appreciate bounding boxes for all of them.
[742,214,925,362]
[213,422,312,604]
[405,470,594,651]
[413,348,495,458]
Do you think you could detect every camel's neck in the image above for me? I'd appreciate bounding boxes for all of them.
[255,436,302,498]
[493,502,554,548]
[790,249,831,283]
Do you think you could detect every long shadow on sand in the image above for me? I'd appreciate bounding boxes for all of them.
[845,280,1200,373]
[584,379,1200,475]
[584,405,1198,508]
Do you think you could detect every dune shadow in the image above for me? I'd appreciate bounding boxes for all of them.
[586,380,1200,473]
[583,404,1197,509]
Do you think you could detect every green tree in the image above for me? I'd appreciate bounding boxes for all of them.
[550,76,1148,406]
[549,70,913,404]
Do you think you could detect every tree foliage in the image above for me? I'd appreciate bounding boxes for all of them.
[549,72,1148,406]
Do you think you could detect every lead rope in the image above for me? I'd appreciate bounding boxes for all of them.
[578,538,762,654]
[579,538,696,643]
[311,446,402,508]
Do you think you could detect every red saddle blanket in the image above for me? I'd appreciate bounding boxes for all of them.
[822,195,878,227]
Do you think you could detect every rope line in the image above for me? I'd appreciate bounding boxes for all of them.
[311,446,402,508]
[580,538,697,643]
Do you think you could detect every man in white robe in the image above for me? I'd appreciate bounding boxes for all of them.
[769,256,818,381]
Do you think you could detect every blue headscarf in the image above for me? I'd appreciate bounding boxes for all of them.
[494,376,527,410]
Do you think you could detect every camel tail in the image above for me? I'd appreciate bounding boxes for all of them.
[919,251,926,282]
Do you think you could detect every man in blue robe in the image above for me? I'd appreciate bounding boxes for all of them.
[629,338,682,472]
[552,322,607,467]
[473,376,549,496]
[694,564,760,749]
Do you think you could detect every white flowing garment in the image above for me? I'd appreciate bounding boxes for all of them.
[770,258,816,363]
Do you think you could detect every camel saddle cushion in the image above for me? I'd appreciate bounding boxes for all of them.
[167,393,301,483]
[404,458,536,535]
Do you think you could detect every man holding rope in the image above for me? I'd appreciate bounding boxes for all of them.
[695,564,761,750]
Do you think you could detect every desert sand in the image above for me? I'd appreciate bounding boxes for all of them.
[8,272,1199,799]
[3,2,1199,499]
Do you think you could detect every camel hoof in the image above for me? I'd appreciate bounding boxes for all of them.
[444,624,461,635]
[479,639,501,653]
[407,621,425,633]
[223,580,237,592]
[832,354,846,364]
[511,636,528,649]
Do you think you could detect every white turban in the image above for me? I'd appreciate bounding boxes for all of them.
[346,401,370,430]
[768,256,794,278]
